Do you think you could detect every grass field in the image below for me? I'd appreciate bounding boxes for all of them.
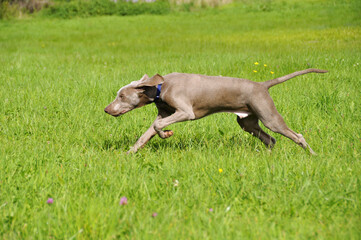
[1,0,361,238]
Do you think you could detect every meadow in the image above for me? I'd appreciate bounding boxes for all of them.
[0,0,361,238]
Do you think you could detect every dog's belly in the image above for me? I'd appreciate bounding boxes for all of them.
[193,106,251,119]
[229,111,251,119]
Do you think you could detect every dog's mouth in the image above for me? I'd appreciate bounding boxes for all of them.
[113,109,130,117]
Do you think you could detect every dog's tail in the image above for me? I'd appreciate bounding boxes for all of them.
[262,68,328,89]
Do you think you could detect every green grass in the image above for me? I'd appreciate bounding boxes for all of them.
[1,0,361,238]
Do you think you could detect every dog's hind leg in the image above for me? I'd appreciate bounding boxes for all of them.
[236,115,276,148]
[249,94,316,155]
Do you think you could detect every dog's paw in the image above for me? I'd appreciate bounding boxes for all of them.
[126,148,136,155]
[308,146,317,155]
[163,130,174,138]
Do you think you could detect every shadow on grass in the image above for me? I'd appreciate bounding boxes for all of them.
[101,133,264,152]
[102,138,132,151]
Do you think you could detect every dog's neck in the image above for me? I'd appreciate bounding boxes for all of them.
[155,84,162,101]
[136,84,162,108]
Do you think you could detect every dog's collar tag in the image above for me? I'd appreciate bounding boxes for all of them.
[155,84,162,100]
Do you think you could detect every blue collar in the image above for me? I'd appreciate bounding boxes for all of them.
[155,83,162,100]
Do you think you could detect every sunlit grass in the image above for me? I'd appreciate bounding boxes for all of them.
[0,0,360,239]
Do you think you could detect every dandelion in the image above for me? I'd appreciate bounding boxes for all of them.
[219,168,223,173]
[264,64,267,67]
[173,180,179,187]
[253,70,257,73]
[119,197,128,205]
[270,71,274,74]
[47,198,54,205]
[254,62,259,65]
[152,212,158,218]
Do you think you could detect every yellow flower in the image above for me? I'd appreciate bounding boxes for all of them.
[219,168,223,173]
[254,62,259,65]
[270,71,274,74]
[264,64,267,67]
[253,70,257,73]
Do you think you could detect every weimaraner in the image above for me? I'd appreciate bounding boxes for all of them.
[104,69,327,154]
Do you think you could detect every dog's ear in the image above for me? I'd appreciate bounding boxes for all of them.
[137,74,164,87]
[140,74,149,82]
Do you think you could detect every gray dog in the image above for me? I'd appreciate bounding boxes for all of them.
[104,69,327,154]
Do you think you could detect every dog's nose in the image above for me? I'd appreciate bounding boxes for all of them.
[104,108,109,113]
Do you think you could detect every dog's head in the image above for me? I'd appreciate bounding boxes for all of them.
[104,74,164,117]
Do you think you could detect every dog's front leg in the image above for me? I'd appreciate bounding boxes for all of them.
[127,124,157,154]
[154,111,194,139]
[127,110,174,154]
